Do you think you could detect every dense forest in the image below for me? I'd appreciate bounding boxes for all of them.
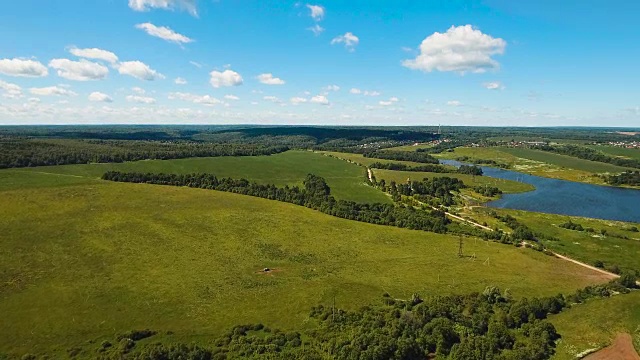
[606,170,640,186]
[368,162,454,173]
[0,139,289,169]
[102,172,452,233]
[67,280,636,359]
[454,156,511,169]
[364,150,440,164]
[529,144,640,169]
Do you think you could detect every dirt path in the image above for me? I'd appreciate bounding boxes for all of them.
[367,168,373,182]
[553,252,619,280]
[584,333,640,360]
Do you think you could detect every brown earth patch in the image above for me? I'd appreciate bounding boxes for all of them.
[584,333,640,360]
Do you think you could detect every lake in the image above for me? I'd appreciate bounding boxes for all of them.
[441,160,640,223]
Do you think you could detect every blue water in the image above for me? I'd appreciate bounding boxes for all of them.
[440,160,640,222]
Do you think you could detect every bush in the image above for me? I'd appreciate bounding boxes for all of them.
[594,260,604,268]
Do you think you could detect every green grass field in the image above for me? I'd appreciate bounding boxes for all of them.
[371,168,535,194]
[319,151,437,167]
[2,150,390,204]
[0,178,611,357]
[551,291,640,360]
[471,208,640,274]
[436,147,624,185]
[499,147,632,173]
[384,143,435,151]
[587,145,640,160]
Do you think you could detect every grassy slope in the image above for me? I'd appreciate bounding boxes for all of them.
[319,151,435,167]
[500,147,632,173]
[551,291,640,360]
[371,168,535,194]
[470,208,640,274]
[587,145,640,160]
[0,180,610,356]
[6,150,390,204]
[436,147,621,185]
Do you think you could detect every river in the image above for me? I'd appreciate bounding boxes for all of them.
[440,160,640,223]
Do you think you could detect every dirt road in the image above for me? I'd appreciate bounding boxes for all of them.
[584,333,640,360]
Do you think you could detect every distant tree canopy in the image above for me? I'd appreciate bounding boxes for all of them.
[364,150,440,164]
[102,172,450,233]
[457,165,484,176]
[531,144,640,169]
[368,162,454,173]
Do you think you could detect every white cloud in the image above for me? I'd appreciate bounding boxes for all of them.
[189,61,202,68]
[365,91,381,96]
[484,81,505,90]
[169,92,223,106]
[403,25,506,74]
[308,24,325,36]
[210,69,243,88]
[49,58,109,81]
[128,0,197,16]
[0,80,23,99]
[175,77,187,85]
[349,88,361,94]
[135,23,193,45]
[324,85,340,92]
[224,94,239,100]
[68,47,118,64]
[306,4,325,21]
[126,94,156,104]
[30,86,77,97]
[350,88,380,96]
[117,61,164,81]
[88,92,113,102]
[290,97,308,105]
[131,87,146,95]
[379,97,399,106]
[0,58,48,77]
[310,95,329,105]
[447,100,462,106]
[263,95,281,103]
[257,73,285,85]
[331,32,359,51]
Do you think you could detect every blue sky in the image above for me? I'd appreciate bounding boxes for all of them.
[0,0,639,126]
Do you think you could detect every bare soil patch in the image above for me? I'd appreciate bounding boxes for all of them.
[584,333,640,360]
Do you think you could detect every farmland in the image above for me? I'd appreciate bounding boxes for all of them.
[0,178,609,356]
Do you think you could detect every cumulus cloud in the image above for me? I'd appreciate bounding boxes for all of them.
[0,80,23,99]
[49,58,109,81]
[126,94,156,104]
[224,94,239,100]
[263,95,282,103]
[88,92,113,102]
[175,77,187,85]
[403,25,506,74]
[128,0,197,16]
[310,95,329,105]
[331,32,359,51]
[117,61,164,81]
[379,97,399,106]
[290,97,308,105]
[169,92,223,106]
[135,23,193,45]
[484,81,505,90]
[447,100,462,106]
[0,58,48,77]
[306,4,325,21]
[68,47,118,64]
[350,88,380,96]
[131,87,146,95]
[324,85,340,92]
[30,86,77,97]
[308,24,325,36]
[210,69,243,88]
[257,73,285,85]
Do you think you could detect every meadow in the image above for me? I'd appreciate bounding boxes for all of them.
[371,168,535,194]
[318,150,435,167]
[0,177,610,357]
[499,147,632,173]
[551,291,640,360]
[587,145,640,160]
[4,150,390,204]
[467,207,640,274]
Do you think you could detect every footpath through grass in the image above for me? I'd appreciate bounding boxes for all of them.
[4,150,389,204]
[0,180,610,357]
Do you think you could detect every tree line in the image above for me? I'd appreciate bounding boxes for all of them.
[363,150,440,164]
[58,279,637,359]
[102,171,451,233]
[606,170,640,186]
[530,144,640,169]
[0,138,289,169]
